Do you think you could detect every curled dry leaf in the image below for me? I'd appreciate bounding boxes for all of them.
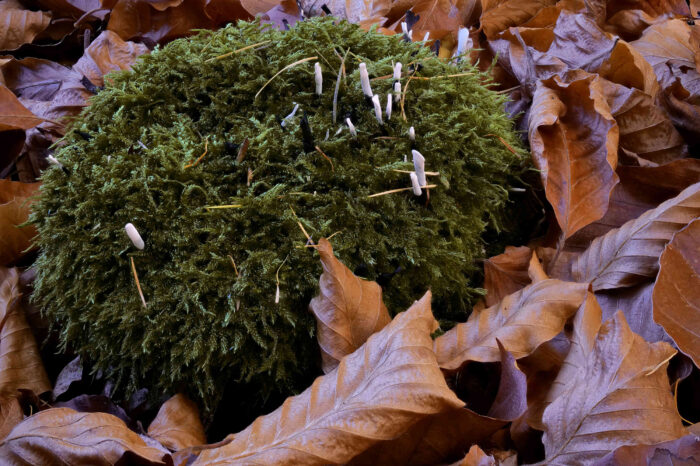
[480,0,557,39]
[450,444,496,466]
[0,396,23,441]
[0,85,44,174]
[528,73,619,239]
[348,408,506,465]
[0,408,169,465]
[407,0,479,45]
[653,219,700,367]
[309,238,390,373]
[0,0,51,50]
[148,393,207,451]
[597,40,660,98]
[73,30,150,88]
[434,279,587,371]
[487,340,527,421]
[482,246,532,307]
[592,433,700,465]
[541,311,686,464]
[190,292,463,465]
[0,181,40,266]
[571,181,700,291]
[603,0,690,40]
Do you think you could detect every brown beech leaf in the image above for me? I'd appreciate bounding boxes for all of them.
[407,0,479,44]
[73,30,150,88]
[571,181,700,291]
[0,267,50,397]
[434,279,587,371]
[0,0,51,51]
[528,73,619,239]
[566,158,700,252]
[541,311,686,464]
[148,393,206,451]
[190,292,463,464]
[450,444,496,466]
[597,40,660,98]
[348,408,506,465]
[487,340,527,421]
[0,180,40,266]
[309,238,390,373]
[0,85,43,132]
[482,246,532,307]
[0,407,169,464]
[592,434,700,465]
[526,292,601,430]
[604,0,691,41]
[480,0,557,39]
[653,219,700,368]
[0,396,23,441]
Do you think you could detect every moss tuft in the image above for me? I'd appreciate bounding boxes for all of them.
[31,18,526,413]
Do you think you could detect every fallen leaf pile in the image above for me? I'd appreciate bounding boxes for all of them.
[1,0,700,464]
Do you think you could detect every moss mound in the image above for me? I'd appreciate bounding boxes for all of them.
[32,18,525,412]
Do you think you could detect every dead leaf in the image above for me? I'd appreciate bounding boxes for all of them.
[309,238,390,374]
[450,444,496,466]
[653,219,700,368]
[0,0,51,51]
[487,340,527,421]
[541,311,686,464]
[604,0,691,41]
[190,292,463,464]
[148,393,206,451]
[482,246,532,307]
[52,356,82,400]
[348,408,506,465]
[0,85,44,132]
[571,181,700,291]
[434,279,587,371]
[592,434,700,465]
[0,181,40,266]
[597,40,660,98]
[528,73,619,239]
[408,0,479,44]
[73,30,150,88]
[0,396,23,442]
[480,0,557,39]
[0,407,169,465]
[260,0,303,29]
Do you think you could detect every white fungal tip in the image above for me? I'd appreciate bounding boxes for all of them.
[359,62,373,98]
[409,126,415,141]
[386,93,392,120]
[314,62,322,95]
[456,28,472,56]
[47,155,63,168]
[410,172,422,196]
[275,284,280,304]
[423,32,430,42]
[371,94,383,125]
[346,117,357,137]
[393,62,402,81]
[412,149,426,187]
[124,223,145,250]
[394,81,401,102]
[401,22,408,36]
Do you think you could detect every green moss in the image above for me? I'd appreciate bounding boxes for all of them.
[31,18,526,413]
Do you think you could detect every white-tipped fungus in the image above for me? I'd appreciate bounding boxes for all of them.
[410,171,422,196]
[346,117,357,137]
[371,94,383,125]
[412,149,426,187]
[409,126,415,141]
[386,93,392,120]
[124,223,145,250]
[359,62,373,98]
[314,62,322,95]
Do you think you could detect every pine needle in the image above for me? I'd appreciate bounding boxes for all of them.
[368,184,437,198]
[289,206,312,242]
[228,255,239,276]
[208,40,271,61]
[130,257,147,309]
[400,70,417,122]
[315,145,334,171]
[184,139,209,168]
[256,56,318,99]
[486,133,520,158]
[204,204,243,210]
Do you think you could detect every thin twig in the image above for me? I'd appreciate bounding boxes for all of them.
[130,257,147,309]
[289,206,312,242]
[255,56,317,99]
[367,184,437,198]
[204,204,243,210]
[184,139,209,168]
[315,145,334,171]
[228,255,239,276]
[332,49,349,123]
[401,69,417,122]
[486,133,520,158]
[496,84,522,94]
[208,40,271,61]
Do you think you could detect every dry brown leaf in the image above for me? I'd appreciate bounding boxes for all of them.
[482,246,532,307]
[487,340,527,421]
[526,292,601,430]
[0,267,50,398]
[592,434,700,465]
[0,0,51,51]
[0,407,169,464]
[528,73,619,239]
[190,292,462,464]
[73,30,150,88]
[450,444,496,466]
[31,0,105,19]
[542,311,686,464]
[408,0,479,44]
[653,219,700,368]
[0,396,23,442]
[480,0,556,39]
[597,40,660,98]
[148,393,207,451]
[309,238,390,373]
[571,181,700,291]
[0,180,40,266]
[0,85,44,132]
[604,0,690,40]
[434,279,587,371]
[348,408,506,465]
